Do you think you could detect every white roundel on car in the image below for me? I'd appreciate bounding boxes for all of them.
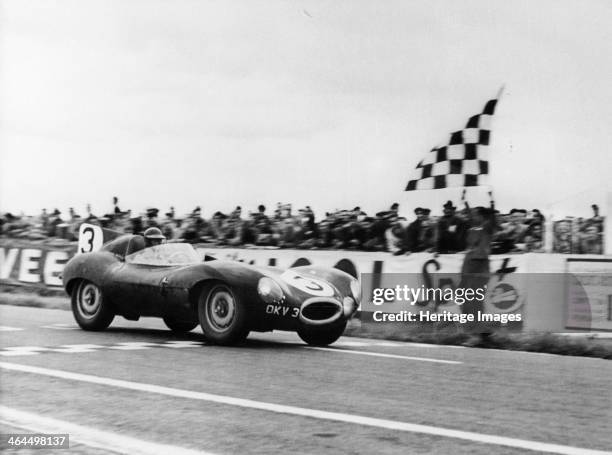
[280,271,335,297]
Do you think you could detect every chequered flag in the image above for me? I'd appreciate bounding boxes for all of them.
[405,96,498,191]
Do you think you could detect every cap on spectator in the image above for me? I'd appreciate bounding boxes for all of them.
[415,207,430,215]
[52,209,61,215]
[510,208,527,214]
[146,208,159,218]
[443,200,456,210]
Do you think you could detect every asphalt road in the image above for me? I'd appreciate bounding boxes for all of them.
[0,305,610,455]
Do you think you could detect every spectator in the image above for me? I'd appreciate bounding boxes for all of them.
[144,208,160,229]
[524,223,544,252]
[250,205,275,246]
[385,217,407,254]
[180,206,206,242]
[587,204,604,232]
[161,208,178,239]
[276,206,301,248]
[496,209,528,252]
[40,208,49,230]
[553,219,573,253]
[460,203,497,346]
[398,207,435,254]
[2,197,605,254]
[85,204,98,223]
[47,209,63,237]
[112,196,121,215]
[369,202,400,250]
[579,224,603,254]
[296,207,319,248]
[436,200,468,253]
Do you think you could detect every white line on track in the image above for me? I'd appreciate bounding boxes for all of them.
[305,346,462,364]
[0,406,215,455]
[1,361,607,455]
[41,324,80,330]
[0,326,23,332]
[52,344,106,353]
[0,346,49,356]
[108,342,159,350]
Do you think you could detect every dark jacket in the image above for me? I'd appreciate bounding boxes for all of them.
[436,215,468,253]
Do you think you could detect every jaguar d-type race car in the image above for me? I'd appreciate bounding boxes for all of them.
[62,224,361,346]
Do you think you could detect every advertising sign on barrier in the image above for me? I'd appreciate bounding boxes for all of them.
[0,241,76,287]
[566,258,612,331]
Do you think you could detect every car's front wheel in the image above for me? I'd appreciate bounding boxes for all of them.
[163,316,198,333]
[297,320,347,346]
[198,283,249,345]
[71,280,114,331]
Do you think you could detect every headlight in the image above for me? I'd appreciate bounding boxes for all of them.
[257,277,283,303]
[350,279,362,303]
[343,296,356,317]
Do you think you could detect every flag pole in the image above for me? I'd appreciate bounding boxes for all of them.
[485,84,505,209]
[496,84,505,101]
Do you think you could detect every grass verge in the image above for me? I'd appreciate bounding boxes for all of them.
[0,291,69,311]
[345,320,612,359]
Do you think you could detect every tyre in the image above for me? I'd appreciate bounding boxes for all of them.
[297,320,347,346]
[71,279,114,331]
[198,283,249,345]
[163,316,198,333]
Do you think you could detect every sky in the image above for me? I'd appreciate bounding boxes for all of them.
[1,0,611,220]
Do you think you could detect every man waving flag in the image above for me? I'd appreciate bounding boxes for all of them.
[405,89,502,191]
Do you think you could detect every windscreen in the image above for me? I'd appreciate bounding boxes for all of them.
[125,243,201,266]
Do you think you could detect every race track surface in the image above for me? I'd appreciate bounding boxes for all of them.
[1,305,610,455]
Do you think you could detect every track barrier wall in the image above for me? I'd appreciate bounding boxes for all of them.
[1,239,610,333]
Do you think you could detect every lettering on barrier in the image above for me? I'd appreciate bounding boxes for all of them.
[0,248,19,279]
[0,245,75,287]
[18,249,42,283]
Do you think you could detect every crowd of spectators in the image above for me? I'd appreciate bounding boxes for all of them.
[0,197,605,254]
[552,205,605,255]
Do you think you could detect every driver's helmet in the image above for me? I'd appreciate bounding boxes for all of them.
[143,227,165,247]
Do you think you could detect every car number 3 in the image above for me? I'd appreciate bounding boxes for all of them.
[77,223,103,255]
[280,271,335,297]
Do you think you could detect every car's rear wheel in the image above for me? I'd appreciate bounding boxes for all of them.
[71,280,114,331]
[198,283,249,345]
[163,316,198,333]
[297,320,347,346]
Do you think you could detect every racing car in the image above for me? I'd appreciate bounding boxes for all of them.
[62,224,361,346]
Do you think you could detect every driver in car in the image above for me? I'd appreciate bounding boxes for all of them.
[143,227,166,247]
[132,227,167,264]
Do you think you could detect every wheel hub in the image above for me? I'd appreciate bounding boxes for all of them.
[208,290,235,330]
[78,283,101,318]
